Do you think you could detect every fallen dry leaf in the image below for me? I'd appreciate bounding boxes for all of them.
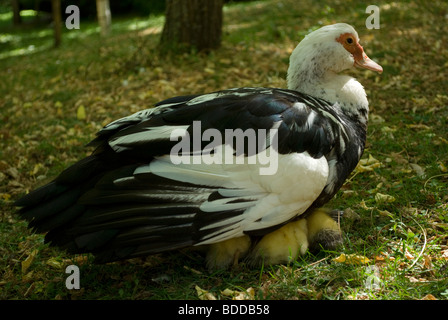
[409,163,426,178]
[406,124,432,131]
[369,113,385,124]
[421,294,438,300]
[1,193,12,202]
[378,209,393,217]
[404,249,415,260]
[333,253,370,265]
[437,162,447,172]
[221,287,255,300]
[360,200,374,210]
[356,154,381,172]
[375,193,396,204]
[234,287,255,300]
[440,249,448,260]
[63,255,89,266]
[46,257,64,269]
[195,285,217,300]
[21,249,38,274]
[76,105,87,120]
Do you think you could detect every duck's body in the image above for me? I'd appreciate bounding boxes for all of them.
[16,23,382,269]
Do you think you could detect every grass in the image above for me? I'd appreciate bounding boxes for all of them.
[1,0,448,300]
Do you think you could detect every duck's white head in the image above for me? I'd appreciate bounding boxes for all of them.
[287,23,382,112]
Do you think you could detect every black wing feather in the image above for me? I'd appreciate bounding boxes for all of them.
[15,87,364,263]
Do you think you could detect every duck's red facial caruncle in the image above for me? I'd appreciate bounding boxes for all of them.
[336,33,383,73]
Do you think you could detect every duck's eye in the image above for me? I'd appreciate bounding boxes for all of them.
[346,37,354,44]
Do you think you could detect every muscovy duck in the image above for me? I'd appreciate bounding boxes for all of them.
[16,23,382,270]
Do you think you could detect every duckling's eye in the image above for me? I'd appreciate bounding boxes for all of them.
[346,37,354,44]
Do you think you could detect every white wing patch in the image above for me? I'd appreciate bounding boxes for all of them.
[131,148,329,245]
[109,125,189,152]
[292,102,308,112]
[305,110,317,128]
[186,93,221,106]
[103,102,181,131]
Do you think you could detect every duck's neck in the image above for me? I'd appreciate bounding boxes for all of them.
[288,70,369,125]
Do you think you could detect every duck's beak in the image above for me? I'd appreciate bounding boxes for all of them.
[354,47,383,73]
